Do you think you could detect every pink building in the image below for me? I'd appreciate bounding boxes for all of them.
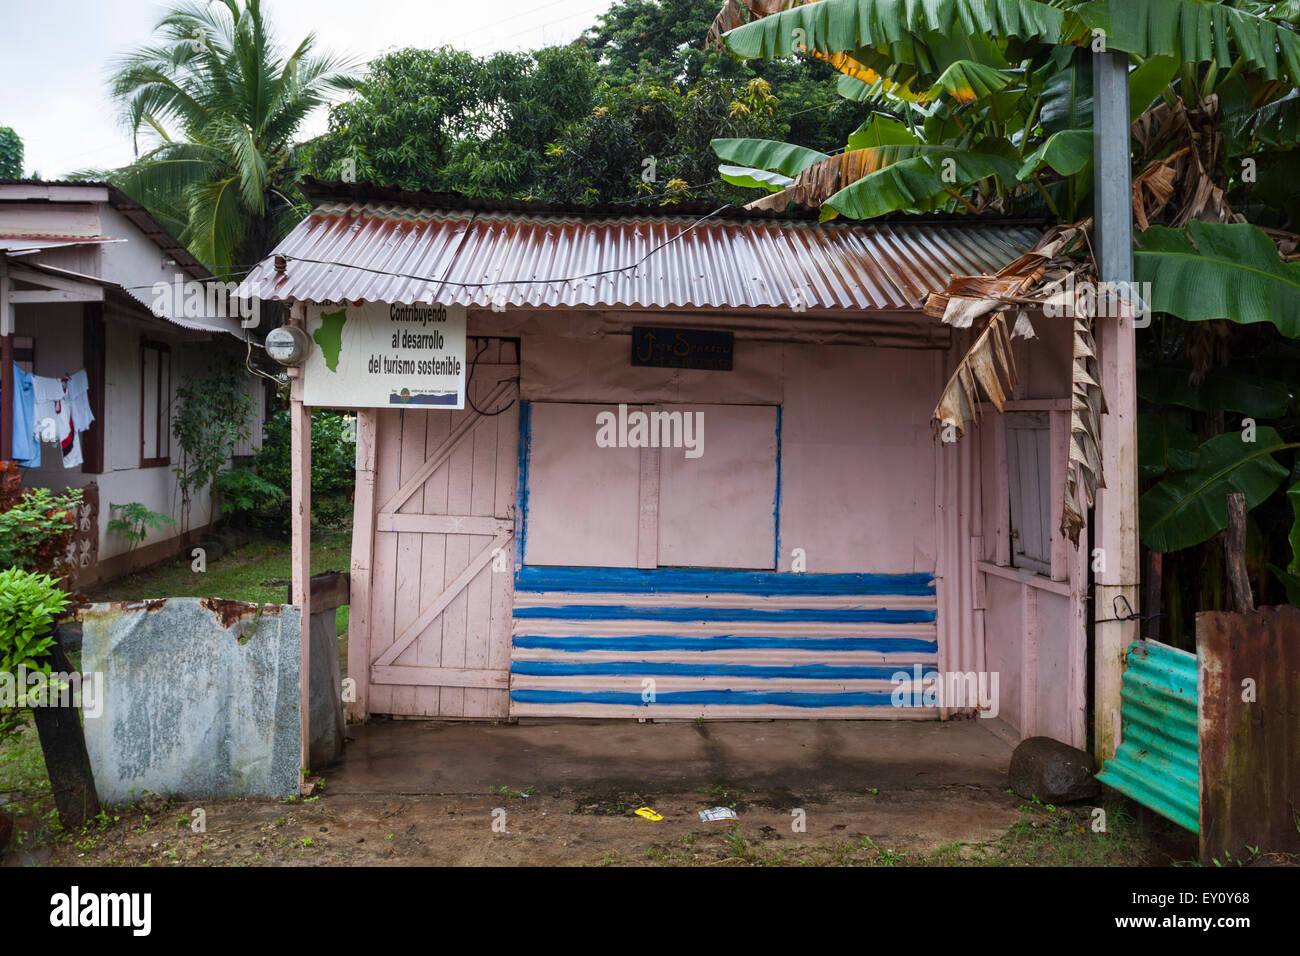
[244,180,1130,758]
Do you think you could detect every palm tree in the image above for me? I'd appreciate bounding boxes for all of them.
[105,0,355,275]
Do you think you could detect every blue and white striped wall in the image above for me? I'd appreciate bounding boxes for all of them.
[510,567,940,719]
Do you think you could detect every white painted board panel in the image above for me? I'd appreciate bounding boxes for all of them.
[656,403,777,569]
[523,402,641,567]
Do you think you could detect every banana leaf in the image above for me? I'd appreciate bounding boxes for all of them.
[1133,221,1300,335]
[1139,426,1294,552]
[719,164,795,192]
[1138,367,1295,418]
[710,138,830,176]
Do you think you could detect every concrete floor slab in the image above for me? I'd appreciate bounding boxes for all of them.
[325,718,1013,795]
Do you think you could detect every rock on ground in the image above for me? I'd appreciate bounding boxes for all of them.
[1008,736,1101,803]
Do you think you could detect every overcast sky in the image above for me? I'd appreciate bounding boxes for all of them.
[0,0,614,178]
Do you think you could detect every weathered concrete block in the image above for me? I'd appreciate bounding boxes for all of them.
[81,598,300,802]
[1008,735,1101,803]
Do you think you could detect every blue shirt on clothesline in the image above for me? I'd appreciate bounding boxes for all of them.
[9,362,40,467]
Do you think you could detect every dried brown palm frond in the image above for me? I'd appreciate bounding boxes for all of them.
[707,0,807,48]
[927,220,1106,545]
[1130,96,1245,228]
[932,310,1019,441]
[743,148,887,212]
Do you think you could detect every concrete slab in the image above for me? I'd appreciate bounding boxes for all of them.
[326,718,1013,795]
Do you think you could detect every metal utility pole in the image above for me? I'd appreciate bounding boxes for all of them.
[1091,48,1141,763]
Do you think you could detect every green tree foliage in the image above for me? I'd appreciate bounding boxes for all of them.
[100,0,354,274]
[172,359,256,532]
[251,409,355,528]
[0,127,23,178]
[543,76,782,203]
[583,0,869,153]
[303,45,597,196]
[303,0,871,202]
[0,569,69,749]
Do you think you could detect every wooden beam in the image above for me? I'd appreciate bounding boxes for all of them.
[9,288,103,304]
[374,513,513,536]
[370,665,509,689]
[347,409,377,721]
[288,301,312,782]
[5,263,104,297]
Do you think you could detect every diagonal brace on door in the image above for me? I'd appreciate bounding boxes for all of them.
[372,529,513,668]
[376,378,514,517]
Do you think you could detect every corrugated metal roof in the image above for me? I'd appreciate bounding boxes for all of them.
[240,198,1044,313]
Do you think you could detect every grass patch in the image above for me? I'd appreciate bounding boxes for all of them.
[86,531,352,671]
[0,724,47,794]
[1,531,352,827]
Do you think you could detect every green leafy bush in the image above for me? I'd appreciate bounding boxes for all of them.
[214,467,286,518]
[0,568,69,747]
[255,408,355,502]
[172,360,255,532]
[107,501,176,552]
[0,488,82,576]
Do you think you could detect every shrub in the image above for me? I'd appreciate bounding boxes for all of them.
[214,467,286,519]
[254,408,355,512]
[107,501,176,552]
[0,568,69,748]
[172,360,255,532]
[0,487,83,577]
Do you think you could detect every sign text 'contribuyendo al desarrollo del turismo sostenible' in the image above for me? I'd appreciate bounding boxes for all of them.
[302,302,468,409]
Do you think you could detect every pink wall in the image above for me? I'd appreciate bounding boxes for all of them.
[457,308,1087,737]
[515,329,941,575]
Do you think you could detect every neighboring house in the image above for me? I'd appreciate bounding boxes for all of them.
[0,179,266,584]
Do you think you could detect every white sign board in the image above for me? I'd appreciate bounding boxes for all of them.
[302,302,467,409]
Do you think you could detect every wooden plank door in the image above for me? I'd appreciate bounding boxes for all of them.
[356,338,519,718]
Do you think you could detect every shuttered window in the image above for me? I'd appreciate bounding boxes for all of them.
[1005,411,1052,575]
[523,402,778,570]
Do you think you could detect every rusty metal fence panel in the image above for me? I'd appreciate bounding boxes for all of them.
[1198,606,1300,862]
[1097,639,1199,832]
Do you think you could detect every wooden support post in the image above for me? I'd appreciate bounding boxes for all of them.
[347,409,377,721]
[1223,492,1254,613]
[1092,49,1140,763]
[288,300,312,783]
[31,640,101,830]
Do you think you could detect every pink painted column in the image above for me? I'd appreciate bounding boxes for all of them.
[288,300,312,780]
[1094,302,1140,762]
[347,408,377,720]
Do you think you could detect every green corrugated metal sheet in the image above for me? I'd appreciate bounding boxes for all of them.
[1097,640,1200,832]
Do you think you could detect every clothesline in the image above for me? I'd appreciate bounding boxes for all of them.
[5,363,95,469]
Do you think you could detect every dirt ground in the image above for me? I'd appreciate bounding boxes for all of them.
[3,717,1209,867]
[8,782,1194,867]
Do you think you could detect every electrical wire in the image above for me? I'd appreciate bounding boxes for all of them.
[278,202,734,295]
[464,338,518,417]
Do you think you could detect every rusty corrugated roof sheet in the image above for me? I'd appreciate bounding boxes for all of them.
[240,196,1044,313]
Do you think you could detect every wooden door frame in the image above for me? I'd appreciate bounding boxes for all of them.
[347,344,520,721]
